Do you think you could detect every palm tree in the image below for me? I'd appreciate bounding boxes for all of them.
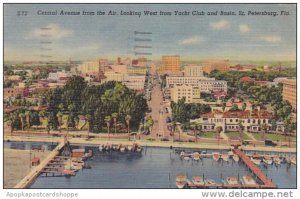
[260,123,268,142]
[104,116,111,140]
[85,114,91,139]
[190,122,197,143]
[146,116,154,136]
[7,113,14,136]
[25,111,31,129]
[39,111,45,127]
[125,115,132,141]
[283,117,292,146]
[171,120,177,142]
[216,126,223,145]
[111,112,118,135]
[18,113,25,131]
[56,111,63,132]
[238,120,244,142]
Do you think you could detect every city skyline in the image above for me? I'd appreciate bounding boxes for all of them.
[4,4,296,62]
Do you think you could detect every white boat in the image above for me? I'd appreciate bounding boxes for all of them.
[242,175,257,186]
[127,145,133,151]
[136,147,142,152]
[273,156,281,165]
[193,152,201,161]
[221,154,229,162]
[226,176,239,185]
[233,154,239,162]
[120,147,125,152]
[180,151,185,157]
[263,155,273,165]
[205,179,217,185]
[212,152,220,161]
[183,156,190,161]
[290,156,296,165]
[176,175,187,189]
[192,176,204,186]
[228,151,234,157]
[98,145,103,151]
[251,157,261,166]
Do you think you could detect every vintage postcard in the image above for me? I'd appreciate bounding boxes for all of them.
[2,3,297,193]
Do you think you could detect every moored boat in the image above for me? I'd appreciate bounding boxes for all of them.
[63,169,76,176]
[242,175,257,186]
[226,176,239,185]
[193,152,201,161]
[263,155,273,165]
[127,145,133,151]
[221,154,229,162]
[290,156,296,165]
[120,146,125,152]
[98,145,103,151]
[212,152,220,161]
[251,157,261,166]
[233,154,239,162]
[228,151,234,157]
[192,176,204,186]
[273,156,281,166]
[205,179,217,185]
[176,175,187,189]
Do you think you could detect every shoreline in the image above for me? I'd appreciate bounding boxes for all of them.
[4,135,296,153]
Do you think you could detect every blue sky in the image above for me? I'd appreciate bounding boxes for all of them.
[4,4,296,62]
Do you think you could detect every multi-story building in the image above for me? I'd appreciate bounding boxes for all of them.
[102,71,124,82]
[75,61,100,74]
[202,59,230,74]
[161,55,180,73]
[170,85,201,103]
[282,79,296,111]
[184,65,203,77]
[198,80,227,93]
[4,87,29,99]
[166,76,214,88]
[127,66,148,75]
[191,109,273,133]
[123,75,146,91]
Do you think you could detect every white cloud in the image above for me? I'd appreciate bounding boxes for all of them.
[239,24,251,33]
[179,36,205,45]
[209,20,229,30]
[259,36,282,43]
[32,23,73,39]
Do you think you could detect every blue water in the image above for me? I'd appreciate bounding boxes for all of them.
[25,146,296,189]
[4,141,58,151]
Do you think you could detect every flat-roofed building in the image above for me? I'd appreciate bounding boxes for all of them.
[202,59,230,74]
[166,76,214,88]
[184,65,203,77]
[198,80,227,93]
[282,79,296,111]
[161,55,180,73]
[170,84,201,103]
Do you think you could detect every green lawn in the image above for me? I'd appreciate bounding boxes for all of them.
[225,131,251,140]
[199,131,217,138]
[252,133,296,142]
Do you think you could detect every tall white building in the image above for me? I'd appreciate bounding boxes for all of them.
[198,80,227,93]
[184,65,203,77]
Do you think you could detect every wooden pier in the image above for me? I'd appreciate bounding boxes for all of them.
[232,149,276,188]
[14,142,65,188]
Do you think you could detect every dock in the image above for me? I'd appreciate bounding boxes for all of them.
[233,149,276,188]
[14,142,65,188]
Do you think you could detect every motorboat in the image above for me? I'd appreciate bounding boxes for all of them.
[221,154,229,162]
[212,152,220,161]
[228,151,234,157]
[98,145,103,152]
[120,146,126,152]
[192,176,204,186]
[176,175,187,189]
[183,156,190,161]
[205,179,217,185]
[233,154,239,162]
[127,145,133,151]
[242,175,257,186]
[193,152,201,161]
[251,157,261,166]
[263,155,273,165]
[180,151,185,157]
[290,156,296,165]
[226,176,239,185]
[63,169,76,176]
[273,156,281,166]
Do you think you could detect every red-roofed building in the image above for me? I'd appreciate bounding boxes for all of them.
[191,109,275,133]
[240,76,255,83]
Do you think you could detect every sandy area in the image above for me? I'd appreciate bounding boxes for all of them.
[4,148,51,188]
